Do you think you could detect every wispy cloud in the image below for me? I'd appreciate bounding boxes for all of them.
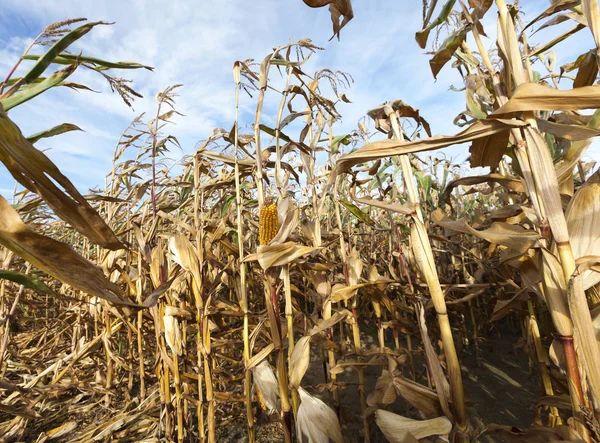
[0,0,597,198]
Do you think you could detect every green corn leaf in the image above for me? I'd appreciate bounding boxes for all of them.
[339,200,376,227]
[416,0,457,49]
[21,21,111,84]
[22,53,153,71]
[2,64,77,110]
[27,123,83,144]
[0,269,53,294]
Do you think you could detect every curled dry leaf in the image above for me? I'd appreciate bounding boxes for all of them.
[347,247,363,286]
[330,280,394,303]
[367,369,398,407]
[302,0,354,41]
[374,409,453,443]
[432,208,541,253]
[493,83,600,115]
[296,387,343,443]
[169,235,203,296]
[416,302,452,419]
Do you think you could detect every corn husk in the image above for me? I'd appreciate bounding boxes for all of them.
[296,388,343,443]
[252,360,279,414]
[163,306,183,356]
[374,409,452,443]
[566,170,600,290]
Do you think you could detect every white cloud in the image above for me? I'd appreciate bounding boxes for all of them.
[0,0,598,198]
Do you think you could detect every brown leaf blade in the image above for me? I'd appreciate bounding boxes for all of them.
[334,119,526,175]
[0,196,134,306]
[493,83,600,115]
[0,104,123,250]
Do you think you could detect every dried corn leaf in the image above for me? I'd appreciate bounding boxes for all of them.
[432,208,540,252]
[468,128,510,168]
[169,235,202,295]
[302,0,354,41]
[540,249,574,336]
[44,421,78,440]
[0,196,136,306]
[0,104,123,250]
[482,423,584,442]
[536,118,600,141]
[493,83,600,115]
[567,274,600,406]
[440,173,524,206]
[349,189,415,215]
[429,26,469,79]
[573,49,599,87]
[367,370,398,407]
[334,119,526,174]
[522,0,582,33]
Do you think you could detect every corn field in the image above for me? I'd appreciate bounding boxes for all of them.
[0,1,600,442]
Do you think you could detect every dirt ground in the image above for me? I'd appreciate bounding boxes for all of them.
[216,321,542,443]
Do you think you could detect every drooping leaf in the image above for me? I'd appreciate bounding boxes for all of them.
[20,21,111,85]
[302,0,354,41]
[432,208,541,252]
[429,25,470,79]
[0,269,53,294]
[26,123,82,144]
[22,53,153,71]
[334,119,527,175]
[0,104,123,250]
[0,196,135,306]
[493,83,600,114]
[2,64,77,110]
[416,0,457,49]
[296,388,343,443]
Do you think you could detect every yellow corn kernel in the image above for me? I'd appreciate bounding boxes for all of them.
[259,201,278,245]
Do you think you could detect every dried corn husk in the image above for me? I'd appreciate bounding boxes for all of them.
[374,409,452,443]
[566,170,600,290]
[296,388,342,443]
[163,306,183,355]
[252,360,279,414]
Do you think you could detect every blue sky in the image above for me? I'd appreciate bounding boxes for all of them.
[0,0,598,197]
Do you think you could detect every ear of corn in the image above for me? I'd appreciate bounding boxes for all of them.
[259,201,278,245]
